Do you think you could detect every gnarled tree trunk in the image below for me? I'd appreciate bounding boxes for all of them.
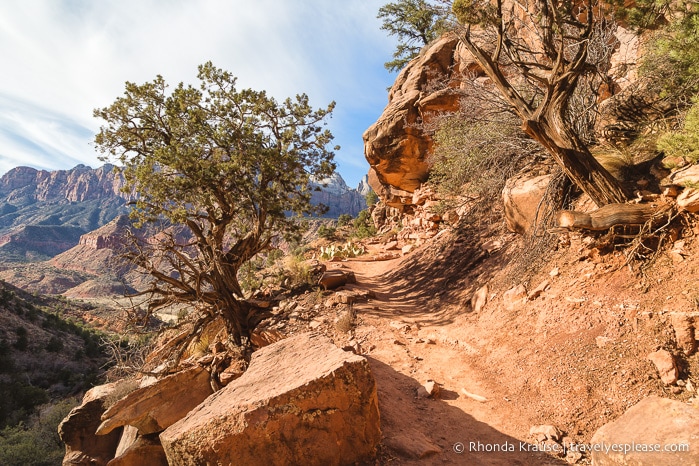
[523,117,630,206]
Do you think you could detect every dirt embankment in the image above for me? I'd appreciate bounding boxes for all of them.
[307,217,699,465]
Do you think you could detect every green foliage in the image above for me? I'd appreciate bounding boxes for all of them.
[281,255,315,288]
[452,0,497,26]
[317,224,337,240]
[657,99,699,165]
[337,214,353,227]
[0,399,77,466]
[640,6,699,101]
[378,0,448,71]
[94,62,337,344]
[352,209,377,239]
[45,336,63,353]
[0,383,48,428]
[12,327,27,351]
[365,189,378,207]
[609,0,674,30]
[266,248,284,265]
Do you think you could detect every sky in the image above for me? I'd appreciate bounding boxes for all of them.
[0,0,398,188]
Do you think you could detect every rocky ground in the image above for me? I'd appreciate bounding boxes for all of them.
[249,211,699,465]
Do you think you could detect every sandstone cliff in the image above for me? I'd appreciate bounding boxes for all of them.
[0,164,128,203]
[363,26,647,208]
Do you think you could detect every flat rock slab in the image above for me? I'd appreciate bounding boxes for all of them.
[98,365,213,436]
[590,396,699,465]
[160,332,381,466]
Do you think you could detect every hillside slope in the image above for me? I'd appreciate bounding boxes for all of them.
[0,280,107,427]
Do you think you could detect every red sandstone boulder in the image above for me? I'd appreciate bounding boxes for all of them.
[159,333,381,466]
[590,396,699,465]
[502,174,552,235]
[58,382,124,466]
[97,366,213,436]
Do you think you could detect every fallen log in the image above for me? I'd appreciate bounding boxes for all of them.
[557,203,671,231]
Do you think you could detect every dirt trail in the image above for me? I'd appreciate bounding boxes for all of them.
[330,253,567,465]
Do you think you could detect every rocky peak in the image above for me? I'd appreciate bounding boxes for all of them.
[356,174,372,196]
[0,163,128,203]
[309,172,350,196]
[309,172,367,217]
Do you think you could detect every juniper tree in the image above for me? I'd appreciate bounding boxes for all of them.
[95,62,337,346]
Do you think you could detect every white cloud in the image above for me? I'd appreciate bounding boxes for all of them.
[0,0,397,187]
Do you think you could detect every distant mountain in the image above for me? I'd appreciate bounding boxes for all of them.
[0,164,369,263]
[309,172,367,218]
[0,164,129,261]
[356,174,372,196]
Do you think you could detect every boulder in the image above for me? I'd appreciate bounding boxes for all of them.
[318,269,356,290]
[160,333,381,466]
[590,396,699,465]
[106,433,168,466]
[471,285,489,312]
[58,382,124,466]
[676,187,699,213]
[363,34,465,201]
[661,164,699,188]
[502,174,552,234]
[647,349,678,386]
[97,365,213,436]
[502,284,527,310]
[670,313,696,356]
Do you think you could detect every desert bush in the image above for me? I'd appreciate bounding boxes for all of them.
[640,6,699,102]
[365,189,378,207]
[45,336,63,353]
[428,107,539,211]
[317,224,337,240]
[337,214,353,227]
[352,210,377,239]
[281,255,315,288]
[658,99,699,167]
[0,398,78,466]
[12,327,28,351]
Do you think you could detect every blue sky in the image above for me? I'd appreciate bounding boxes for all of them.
[0,0,397,188]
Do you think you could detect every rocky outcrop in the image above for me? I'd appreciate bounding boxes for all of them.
[502,174,553,235]
[58,382,124,466]
[364,21,650,209]
[363,33,468,206]
[77,215,132,250]
[97,366,214,436]
[590,396,699,465]
[107,433,168,466]
[159,333,381,466]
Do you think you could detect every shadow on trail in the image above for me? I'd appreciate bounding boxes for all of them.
[368,357,567,465]
[352,228,514,327]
